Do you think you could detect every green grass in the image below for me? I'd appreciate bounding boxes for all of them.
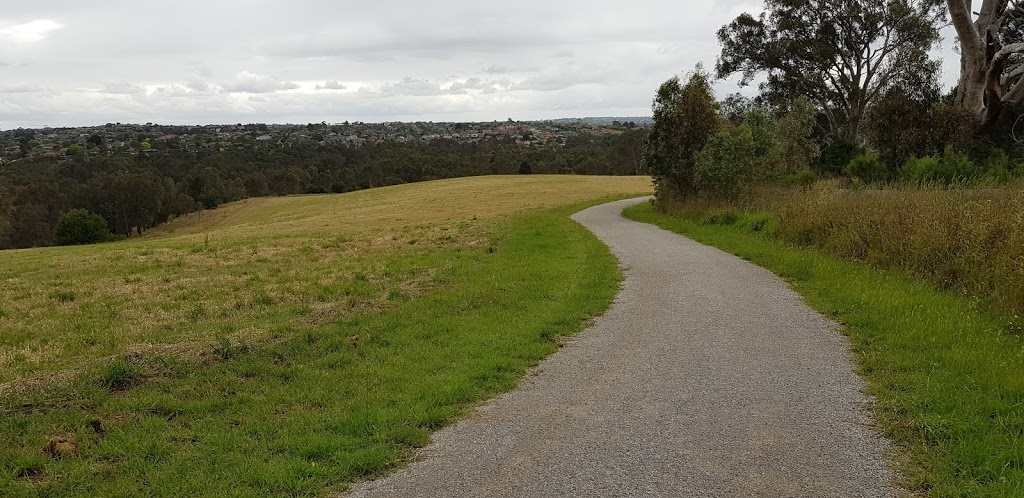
[0,176,651,497]
[624,202,1024,497]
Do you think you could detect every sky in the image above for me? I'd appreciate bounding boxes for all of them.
[0,1,962,128]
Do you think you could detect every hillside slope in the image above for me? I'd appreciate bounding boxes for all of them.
[1,175,650,497]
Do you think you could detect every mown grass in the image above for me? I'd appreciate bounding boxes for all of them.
[625,201,1024,497]
[0,175,651,497]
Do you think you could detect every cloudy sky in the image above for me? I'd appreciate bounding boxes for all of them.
[0,1,961,128]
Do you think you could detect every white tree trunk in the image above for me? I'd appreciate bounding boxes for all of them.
[948,0,1023,129]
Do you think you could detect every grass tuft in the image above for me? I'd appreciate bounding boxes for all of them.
[47,291,75,303]
[98,359,140,391]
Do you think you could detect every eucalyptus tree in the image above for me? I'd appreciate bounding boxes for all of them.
[947,0,1023,129]
[716,0,946,143]
[643,67,720,202]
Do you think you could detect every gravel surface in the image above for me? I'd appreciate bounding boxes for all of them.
[345,197,895,498]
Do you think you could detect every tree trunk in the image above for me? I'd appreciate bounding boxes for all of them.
[948,0,1023,129]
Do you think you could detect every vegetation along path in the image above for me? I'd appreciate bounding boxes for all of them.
[347,197,895,497]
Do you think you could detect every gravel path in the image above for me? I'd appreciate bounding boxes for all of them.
[345,197,895,497]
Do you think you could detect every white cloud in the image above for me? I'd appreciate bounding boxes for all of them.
[0,19,63,44]
[219,72,300,94]
[186,79,210,92]
[369,77,445,98]
[101,81,146,94]
[316,80,347,90]
[0,83,47,93]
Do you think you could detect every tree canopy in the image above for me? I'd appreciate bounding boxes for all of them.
[643,68,721,202]
[717,0,945,142]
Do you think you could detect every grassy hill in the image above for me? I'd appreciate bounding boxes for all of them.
[0,175,651,497]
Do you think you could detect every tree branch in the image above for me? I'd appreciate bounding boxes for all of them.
[948,0,983,52]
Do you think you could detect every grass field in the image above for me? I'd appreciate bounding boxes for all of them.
[625,201,1024,497]
[0,175,651,497]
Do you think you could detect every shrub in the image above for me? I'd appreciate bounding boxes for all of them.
[901,155,942,183]
[845,154,888,183]
[695,124,757,201]
[53,209,111,246]
[902,148,979,185]
[980,149,1012,183]
[818,140,862,176]
[786,169,817,190]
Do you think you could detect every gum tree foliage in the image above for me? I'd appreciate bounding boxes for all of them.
[643,67,721,202]
[947,0,1024,129]
[716,0,945,142]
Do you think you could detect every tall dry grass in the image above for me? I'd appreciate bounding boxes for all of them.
[761,182,1024,322]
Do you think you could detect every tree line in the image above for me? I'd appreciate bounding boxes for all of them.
[0,131,646,249]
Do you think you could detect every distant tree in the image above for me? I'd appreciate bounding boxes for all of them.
[87,134,105,147]
[518,160,533,175]
[66,144,85,158]
[643,67,721,203]
[54,209,111,246]
[717,0,945,142]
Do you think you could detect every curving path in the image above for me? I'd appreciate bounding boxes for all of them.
[345,197,895,497]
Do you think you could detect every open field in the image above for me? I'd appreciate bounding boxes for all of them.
[626,201,1024,497]
[0,175,651,497]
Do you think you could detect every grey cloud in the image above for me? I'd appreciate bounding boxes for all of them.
[0,83,47,93]
[186,79,210,91]
[219,72,300,94]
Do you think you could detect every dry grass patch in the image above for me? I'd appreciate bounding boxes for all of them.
[0,175,650,387]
